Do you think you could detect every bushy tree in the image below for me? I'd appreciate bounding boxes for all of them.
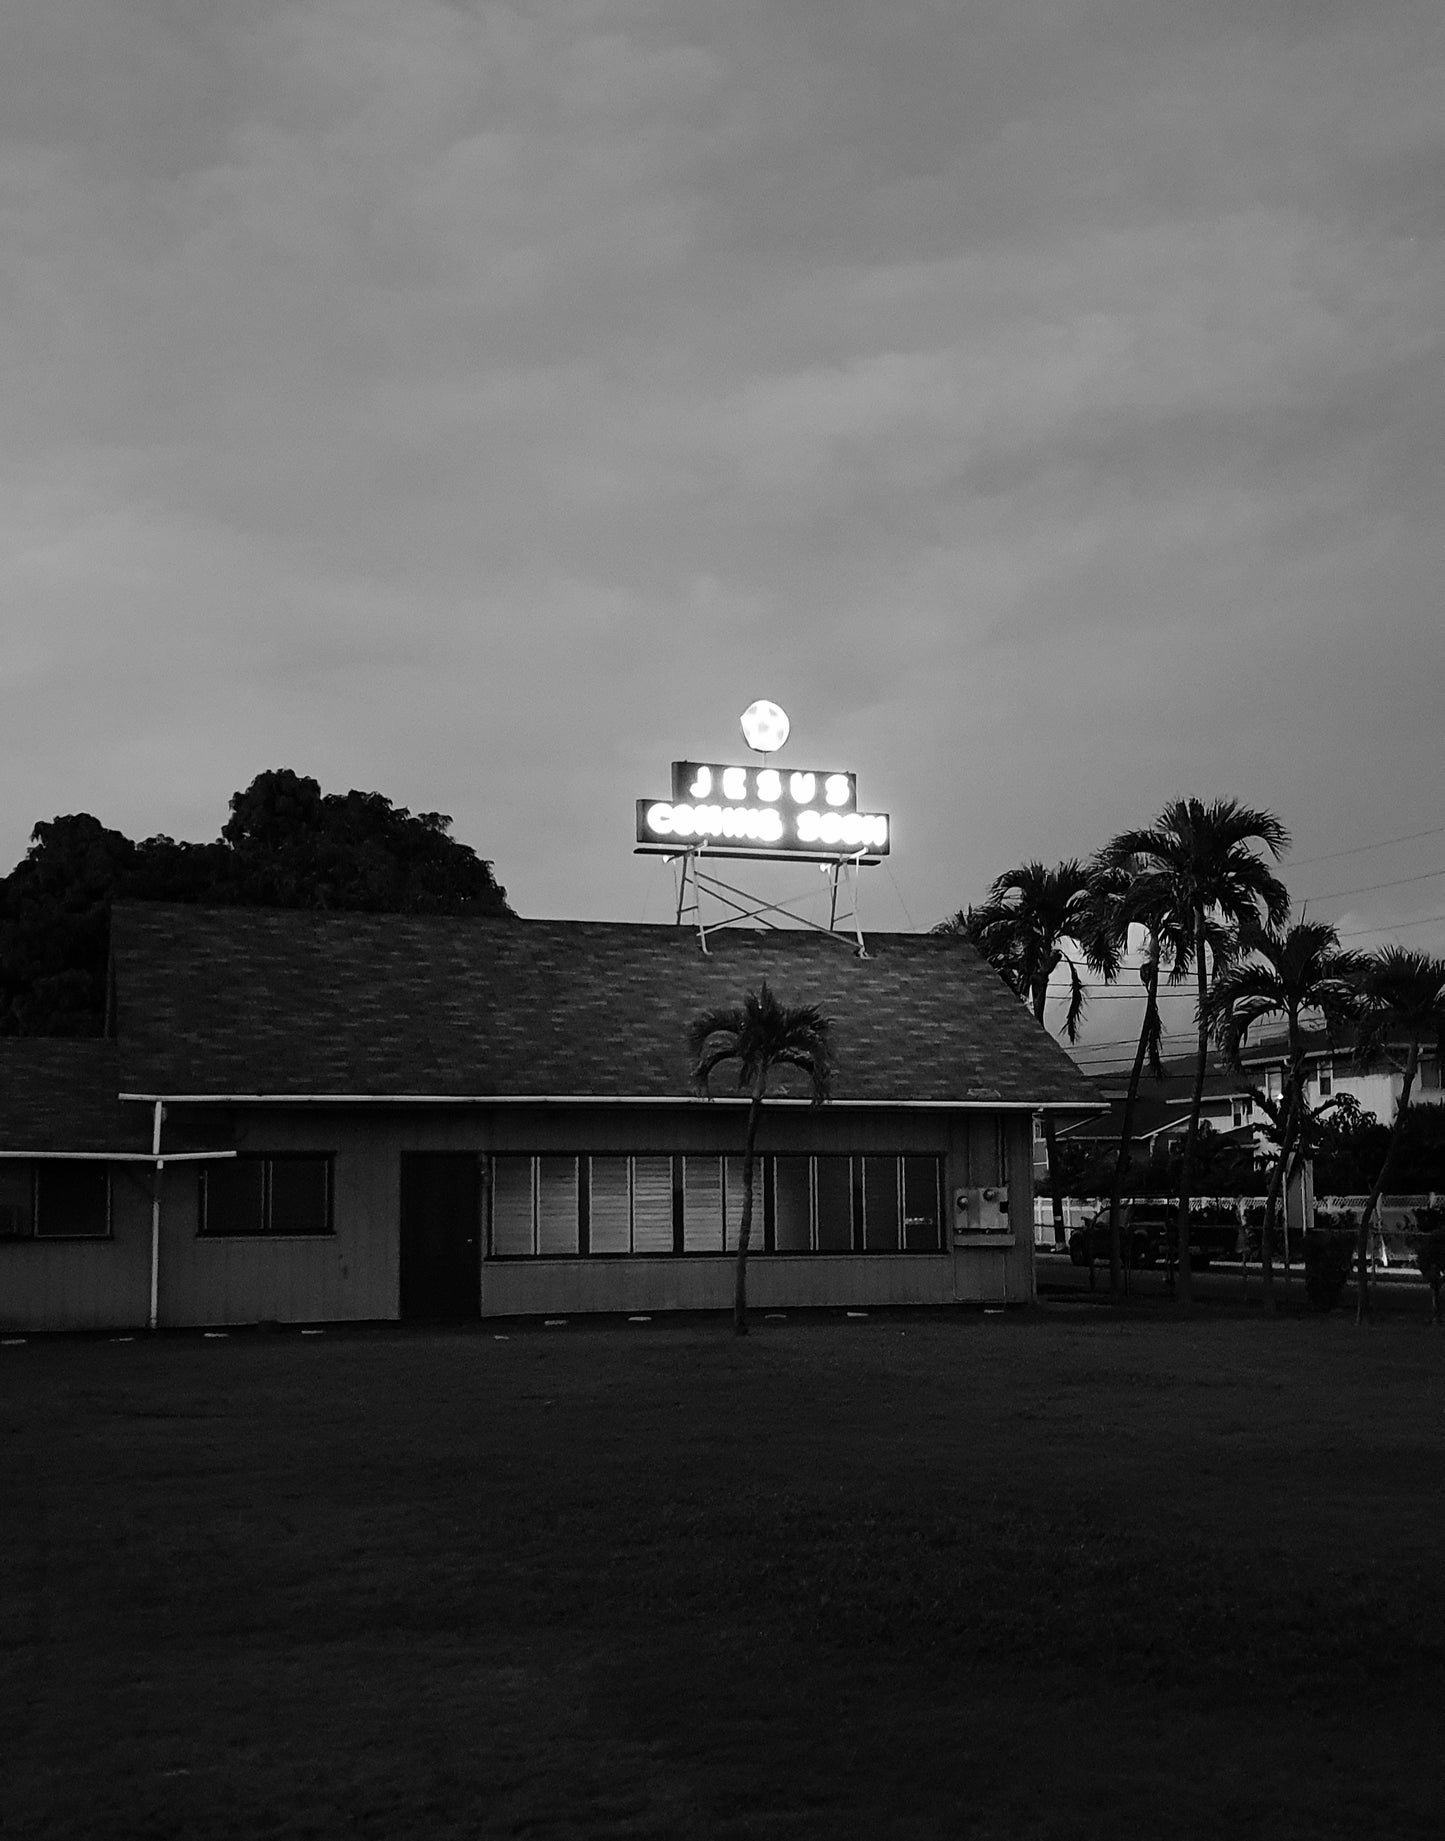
[0,770,512,1035]
[1310,1095,1391,1195]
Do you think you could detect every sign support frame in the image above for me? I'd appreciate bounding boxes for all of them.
[667,846,870,958]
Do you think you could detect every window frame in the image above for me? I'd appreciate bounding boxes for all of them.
[199,1154,334,1239]
[0,1162,114,1241]
[484,1153,948,1259]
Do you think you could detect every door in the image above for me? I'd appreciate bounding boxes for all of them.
[399,1153,481,1322]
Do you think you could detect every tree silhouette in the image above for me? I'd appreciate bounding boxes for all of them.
[1074,858,1189,1293]
[0,770,512,1035]
[1351,947,1445,1320]
[1097,799,1289,1307]
[1207,917,1361,1305]
[936,860,1093,1248]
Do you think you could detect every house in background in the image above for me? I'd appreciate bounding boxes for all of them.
[1239,1025,1443,1127]
[1,905,1101,1332]
[1037,1056,1258,1199]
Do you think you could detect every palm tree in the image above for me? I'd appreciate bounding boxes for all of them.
[689,981,833,1336]
[936,861,1093,1246]
[1206,918,1362,1305]
[1351,948,1445,1321]
[1075,860,1189,1294]
[1096,800,1290,1307]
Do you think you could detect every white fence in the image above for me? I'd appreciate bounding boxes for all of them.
[1035,1193,1443,1255]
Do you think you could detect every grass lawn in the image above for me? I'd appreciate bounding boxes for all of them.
[3,1306,1443,1839]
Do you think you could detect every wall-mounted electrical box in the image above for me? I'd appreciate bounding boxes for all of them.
[953,1186,1012,1243]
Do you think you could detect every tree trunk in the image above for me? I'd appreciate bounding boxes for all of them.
[1175,911,1211,1309]
[1258,1026,1305,1309]
[733,1078,765,1336]
[1106,960,1160,1297]
[1260,1145,1288,1306]
[1355,1039,1418,1325]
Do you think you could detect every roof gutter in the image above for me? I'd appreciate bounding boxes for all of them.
[0,1149,236,1161]
[119,1091,1105,1113]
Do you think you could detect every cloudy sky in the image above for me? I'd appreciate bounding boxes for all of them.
[3,0,1442,1061]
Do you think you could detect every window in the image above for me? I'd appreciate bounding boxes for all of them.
[863,1157,901,1251]
[631,1157,674,1253]
[200,1156,332,1237]
[0,1165,35,1239]
[490,1154,683,1257]
[814,1156,853,1251]
[491,1157,535,1255]
[485,1154,948,1257]
[538,1157,579,1255]
[588,1158,631,1255]
[724,1157,758,1252]
[37,1163,111,1238]
[1317,1062,1333,1099]
[683,1156,723,1253]
[773,1157,812,1252]
[268,1158,328,1237]
[0,1163,111,1239]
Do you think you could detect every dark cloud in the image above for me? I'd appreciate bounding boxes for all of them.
[1,0,1440,962]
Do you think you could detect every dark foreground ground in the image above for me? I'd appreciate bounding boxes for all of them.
[3,1308,1442,1840]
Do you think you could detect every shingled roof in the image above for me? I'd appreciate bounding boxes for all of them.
[0,1041,153,1154]
[110,904,1103,1109]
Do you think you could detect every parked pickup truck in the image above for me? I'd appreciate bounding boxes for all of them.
[1068,1203,1241,1270]
[1067,1209,1157,1269]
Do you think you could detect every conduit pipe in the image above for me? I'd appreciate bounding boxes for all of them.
[148,1099,165,1332]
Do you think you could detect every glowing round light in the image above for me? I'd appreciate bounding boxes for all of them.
[740,699,790,754]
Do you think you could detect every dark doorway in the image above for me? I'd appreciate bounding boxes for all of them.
[399,1153,481,1322]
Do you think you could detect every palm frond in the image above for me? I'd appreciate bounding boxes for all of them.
[1206,915,1363,1067]
[1355,948,1445,1065]
[688,981,834,1102]
[1058,955,1086,1044]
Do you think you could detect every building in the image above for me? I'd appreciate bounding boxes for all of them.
[0,904,1101,1332]
[1040,1058,1258,1192]
[1239,1025,1443,1127]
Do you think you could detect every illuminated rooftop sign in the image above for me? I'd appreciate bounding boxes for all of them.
[739,699,790,753]
[635,759,890,862]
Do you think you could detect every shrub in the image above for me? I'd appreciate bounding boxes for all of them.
[1303,1227,1355,1312]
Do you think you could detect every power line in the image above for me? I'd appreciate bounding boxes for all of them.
[1337,909,1445,940]
[1068,1028,1197,1052]
[1286,822,1445,869]
[1294,866,1445,904]
[884,863,916,931]
[1072,1038,1195,1059]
